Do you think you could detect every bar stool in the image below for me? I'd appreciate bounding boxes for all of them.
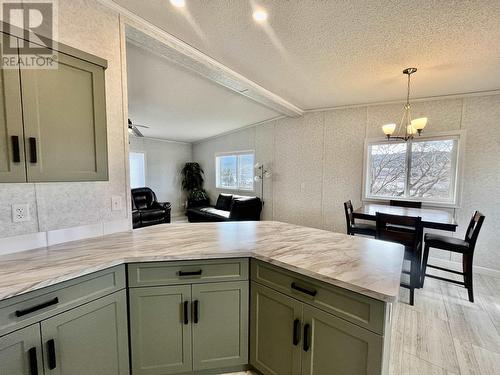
[343,200,376,237]
[421,211,485,302]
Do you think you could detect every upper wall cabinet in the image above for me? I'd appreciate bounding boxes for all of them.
[0,30,108,183]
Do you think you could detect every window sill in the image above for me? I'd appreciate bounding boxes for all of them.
[362,197,461,210]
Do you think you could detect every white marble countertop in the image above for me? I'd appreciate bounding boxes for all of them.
[0,221,404,302]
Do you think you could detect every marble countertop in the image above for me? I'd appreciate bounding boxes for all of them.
[0,221,404,302]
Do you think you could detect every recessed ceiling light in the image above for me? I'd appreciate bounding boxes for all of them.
[253,9,268,22]
[170,0,186,8]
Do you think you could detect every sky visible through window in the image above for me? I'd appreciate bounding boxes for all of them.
[217,153,254,191]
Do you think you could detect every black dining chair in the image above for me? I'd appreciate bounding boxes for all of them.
[390,200,422,208]
[421,211,485,302]
[343,200,376,237]
[376,212,423,305]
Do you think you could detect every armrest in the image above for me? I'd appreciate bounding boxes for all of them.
[151,201,171,210]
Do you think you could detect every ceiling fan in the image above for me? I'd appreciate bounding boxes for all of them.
[128,119,150,137]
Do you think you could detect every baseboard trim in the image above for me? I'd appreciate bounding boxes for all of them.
[428,256,500,278]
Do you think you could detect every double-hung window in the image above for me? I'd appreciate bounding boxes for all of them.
[129,152,146,188]
[216,151,255,191]
[364,133,463,206]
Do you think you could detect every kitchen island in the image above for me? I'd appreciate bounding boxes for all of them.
[0,221,404,375]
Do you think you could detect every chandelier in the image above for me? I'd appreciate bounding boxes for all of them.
[382,68,427,141]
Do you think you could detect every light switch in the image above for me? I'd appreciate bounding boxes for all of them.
[111,196,122,211]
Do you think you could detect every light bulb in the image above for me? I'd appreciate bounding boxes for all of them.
[411,117,427,131]
[254,162,261,169]
[253,9,268,22]
[170,0,185,8]
[382,123,396,136]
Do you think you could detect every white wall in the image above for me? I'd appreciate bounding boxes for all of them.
[129,137,192,217]
[0,0,130,250]
[193,94,500,272]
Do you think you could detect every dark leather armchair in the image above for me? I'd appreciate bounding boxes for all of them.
[131,187,171,228]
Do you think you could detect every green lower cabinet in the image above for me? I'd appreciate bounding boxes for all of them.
[250,282,385,375]
[0,324,43,375]
[250,282,302,375]
[301,304,383,375]
[40,290,129,375]
[129,285,192,375]
[192,281,248,371]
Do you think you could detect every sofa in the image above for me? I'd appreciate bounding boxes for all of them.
[131,187,171,229]
[186,193,262,222]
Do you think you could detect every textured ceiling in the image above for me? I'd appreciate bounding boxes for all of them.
[126,42,280,142]
[116,0,500,109]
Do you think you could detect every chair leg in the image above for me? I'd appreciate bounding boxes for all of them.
[421,244,430,288]
[465,254,474,303]
[408,256,418,306]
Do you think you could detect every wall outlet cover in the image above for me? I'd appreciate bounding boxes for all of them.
[12,203,31,223]
[111,196,122,211]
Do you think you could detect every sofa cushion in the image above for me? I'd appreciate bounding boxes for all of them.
[199,207,231,219]
[140,208,167,223]
[215,194,233,211]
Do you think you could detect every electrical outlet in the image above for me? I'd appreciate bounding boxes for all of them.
[12,203,31,223]
[111,196,122,211]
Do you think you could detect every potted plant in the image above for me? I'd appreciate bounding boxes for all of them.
[181,162,209,208]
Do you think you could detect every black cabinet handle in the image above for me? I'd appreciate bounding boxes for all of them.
[28,347,38,375]
[11,136,20,163]
[193,300,199,324]
[293,319,301,346]
[303,324,311,352]
[15,297,59,317]
[183,301,189,324]
[47,339,56,370]
[28,137,37,163]
[291,282,317,297]
[178,270,202,277]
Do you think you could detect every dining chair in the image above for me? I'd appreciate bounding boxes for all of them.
[421,211,485,302]
[390,200,422,208]
[343,200,376,237]
[376,212,423,305]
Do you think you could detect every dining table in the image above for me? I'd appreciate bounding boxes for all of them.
[353,203,458,232]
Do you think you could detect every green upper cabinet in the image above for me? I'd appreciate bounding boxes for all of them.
[0,324,43,375]
[0,30,108,183]
[0,36,27,183]
[20,52,108,182]
[129,285,193,375]
[192,281,249,371]
[40,290,129,375]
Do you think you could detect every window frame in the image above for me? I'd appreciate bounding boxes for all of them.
[129,151,147,189]
[362,130,466,208]
[215,150,255,192]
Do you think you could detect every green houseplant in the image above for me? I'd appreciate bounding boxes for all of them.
[181,162,209,208]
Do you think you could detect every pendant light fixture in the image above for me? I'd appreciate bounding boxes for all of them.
[382,68,427,141]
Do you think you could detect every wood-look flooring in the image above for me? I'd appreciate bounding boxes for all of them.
[225,270,500,375]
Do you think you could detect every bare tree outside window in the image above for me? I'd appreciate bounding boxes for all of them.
[367,138,459,203]
[216,153,255,191]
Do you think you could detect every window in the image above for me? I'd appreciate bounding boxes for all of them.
[129,152,146,188]
[216,152,255,191]
[364,134,462,205]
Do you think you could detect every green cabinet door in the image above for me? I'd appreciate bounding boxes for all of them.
[41,290,129,375]
[20,51,108,182]
[192,281,249,371]
[0,324,43,375]
[250,282,302,375]
[0,35,27,183]
[129,285,192,375]
[301,304,383,375]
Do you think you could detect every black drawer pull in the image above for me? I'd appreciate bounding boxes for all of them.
[303,324,311,352]
[183,301,189,324]
[47,339,56,370]
[178,270,202,277]
[291,282,317,297]
[293,319,301,346]
[28,137,37,163]
[193,300,199,324]
[11,136,20,163]
[28,347,38,375]
[15,297,59,317]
